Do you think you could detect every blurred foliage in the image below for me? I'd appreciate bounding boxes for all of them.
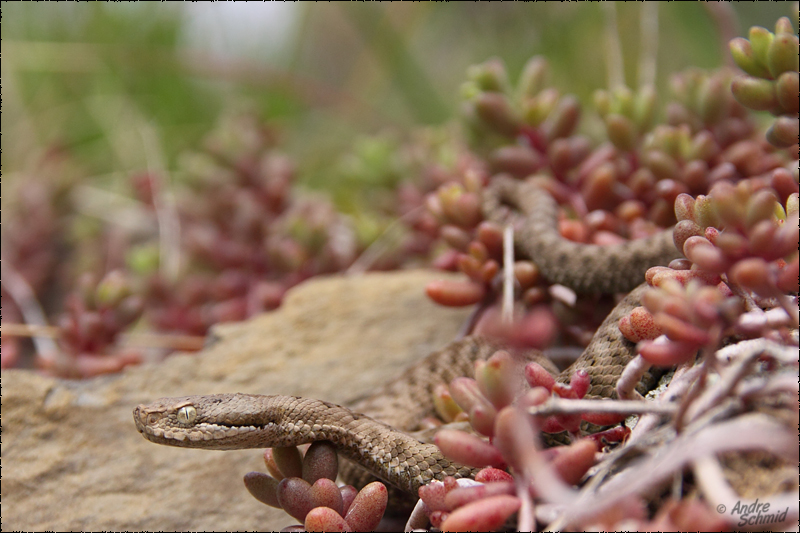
[1,3,793,373]
[3,3,786,199]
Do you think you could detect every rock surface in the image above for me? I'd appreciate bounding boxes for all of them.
[2,270,472,531]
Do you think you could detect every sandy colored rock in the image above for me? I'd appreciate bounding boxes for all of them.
[2,270,472,531]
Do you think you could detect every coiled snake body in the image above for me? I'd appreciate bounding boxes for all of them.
[134,177,681,495]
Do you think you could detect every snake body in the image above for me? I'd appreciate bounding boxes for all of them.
[134,177,682,495]
[483,175,679,294]
[134,393,478,495]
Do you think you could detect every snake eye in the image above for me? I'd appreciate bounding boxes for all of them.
[177,405,197,424]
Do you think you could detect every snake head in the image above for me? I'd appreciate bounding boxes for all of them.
[133,393,281,450]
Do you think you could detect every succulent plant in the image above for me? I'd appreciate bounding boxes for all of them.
[243,442,388,532]
[729,17,799,147]
[410,11,798,532]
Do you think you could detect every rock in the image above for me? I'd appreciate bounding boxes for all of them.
[2,270,472,531]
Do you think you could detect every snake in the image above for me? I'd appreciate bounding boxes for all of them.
[134,176,682,496]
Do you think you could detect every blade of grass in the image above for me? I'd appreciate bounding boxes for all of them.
[341,3,450,124]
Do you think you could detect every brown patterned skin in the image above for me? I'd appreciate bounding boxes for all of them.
[134,176,680,495]
[346,336,557,429]
[135,393,478,495]
[554,283,661,399]
[479,175,678,398]
[482,175,680,294]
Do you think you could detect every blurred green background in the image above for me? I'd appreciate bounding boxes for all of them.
[2,3,786,194]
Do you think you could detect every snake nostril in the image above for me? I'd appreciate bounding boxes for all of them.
[133,405,153,428]
[133,406,144,429]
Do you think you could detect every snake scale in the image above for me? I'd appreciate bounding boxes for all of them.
[134,176,682,496]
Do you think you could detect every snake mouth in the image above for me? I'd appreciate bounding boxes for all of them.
[142,422,271,449]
